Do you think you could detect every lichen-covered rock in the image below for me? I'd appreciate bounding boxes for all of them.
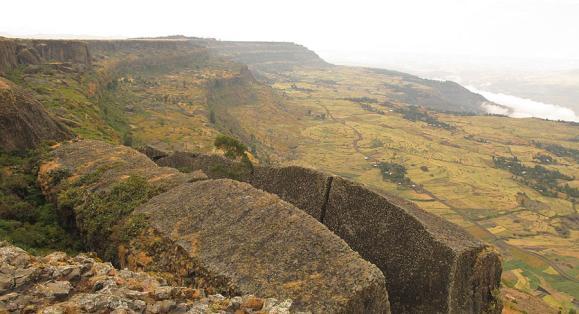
[37,140,206,260]
[0,77,72,152]
[0,242,288,313]
[39,140,391,313]
[131,179,389,313]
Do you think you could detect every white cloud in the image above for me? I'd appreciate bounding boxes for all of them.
[467,86,579,122]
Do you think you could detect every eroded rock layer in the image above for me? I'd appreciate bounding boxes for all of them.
[39,140,391,313]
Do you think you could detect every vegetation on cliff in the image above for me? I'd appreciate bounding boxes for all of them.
[58,174,160,262]
[0,147,81,255]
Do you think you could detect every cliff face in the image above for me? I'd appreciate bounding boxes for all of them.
[0,78,72,152]
[87,39,199,55]
[0,38,90,74]
[205,40,330,73]
[155,151,503,314]
[0,39,18,74]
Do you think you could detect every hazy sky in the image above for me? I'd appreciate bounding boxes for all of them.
[2,0,579,63]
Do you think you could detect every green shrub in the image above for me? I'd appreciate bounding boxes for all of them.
[62,175,160,261]
[214,134,248,159]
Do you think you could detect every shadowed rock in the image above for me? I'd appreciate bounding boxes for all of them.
[0,77,72,152]
[138,144,170,161]
[325,177,502,314]
[39,140,391,313]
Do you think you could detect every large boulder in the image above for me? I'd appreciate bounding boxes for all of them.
[0,78,72,152]
[132,179,389,313]
[151,153,503,313]
[40,140,391,313]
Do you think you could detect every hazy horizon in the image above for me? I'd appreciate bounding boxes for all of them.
[2,0,579,121]
[3,1,579,61]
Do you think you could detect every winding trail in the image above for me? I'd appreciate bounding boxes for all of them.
[320,103,579,284]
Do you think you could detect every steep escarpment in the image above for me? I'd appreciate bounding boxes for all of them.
[205,40,330,73]
[0,38,90,74]
[0,39,18,74]
[39,140,390,313]
[0,77,72,151]
[154,151,503,314]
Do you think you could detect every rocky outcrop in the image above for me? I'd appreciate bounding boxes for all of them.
[154,151,503,314]
[39,140,391,313]
[0,77,72,152]
[0,242,293,313]
[0,38,91,74]
[250,166,332,221]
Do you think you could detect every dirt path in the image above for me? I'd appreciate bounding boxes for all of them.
[321,104,365,156]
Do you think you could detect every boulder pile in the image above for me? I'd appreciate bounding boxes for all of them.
[0,242,292,313]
